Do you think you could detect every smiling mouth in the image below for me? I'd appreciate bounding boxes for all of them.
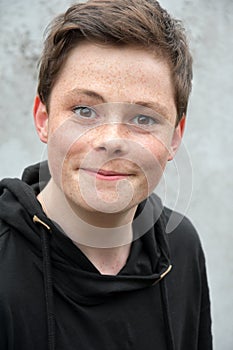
[80,168,133,181]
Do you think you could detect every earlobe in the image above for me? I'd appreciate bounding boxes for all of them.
[168,115,186,161]
[33,95,49,144]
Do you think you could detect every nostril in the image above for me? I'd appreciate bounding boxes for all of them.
[95,145,123,155]
[96,146,107,152]
[93,136,130,157]
[114,149,122,155]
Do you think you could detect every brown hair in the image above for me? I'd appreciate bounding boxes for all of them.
[37,0,193,122]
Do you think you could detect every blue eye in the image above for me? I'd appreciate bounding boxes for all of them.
[73,106,98,119]
[131,114,158,126]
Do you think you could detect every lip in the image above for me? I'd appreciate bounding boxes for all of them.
[80,168,133,181]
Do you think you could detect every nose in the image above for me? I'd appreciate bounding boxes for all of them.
[93,123,130,157]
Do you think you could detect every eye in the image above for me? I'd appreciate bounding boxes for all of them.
[131,114,158,126]
[73,106,98,119]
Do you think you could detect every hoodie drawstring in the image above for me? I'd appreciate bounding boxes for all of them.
[41,227,56,350]
[34,215,56,350]
[160,278,175,350]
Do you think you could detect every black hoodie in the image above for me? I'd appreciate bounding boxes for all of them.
[0,162,212,350]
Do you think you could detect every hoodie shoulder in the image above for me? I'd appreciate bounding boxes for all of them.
[149,193,200,241]
[161,205,206,269]
[163,206,201,244]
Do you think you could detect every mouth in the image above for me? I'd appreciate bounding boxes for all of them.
[80,168,133,181]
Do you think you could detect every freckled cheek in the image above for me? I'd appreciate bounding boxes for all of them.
[139,143,169,184]
[143,137,170,160]
[64,138,91,166]
[63,126,108,165]
[47,121,90,181]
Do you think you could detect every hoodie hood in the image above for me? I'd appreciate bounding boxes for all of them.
[0,162,175,350]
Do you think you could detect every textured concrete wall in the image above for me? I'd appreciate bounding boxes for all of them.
[0,0,232,348]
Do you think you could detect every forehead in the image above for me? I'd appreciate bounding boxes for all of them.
[51,42,176,117]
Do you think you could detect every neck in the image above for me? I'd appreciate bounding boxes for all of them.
[77,243,131,275]
[37,179,137,274]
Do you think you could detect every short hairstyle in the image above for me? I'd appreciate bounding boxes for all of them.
[37,0,193,123]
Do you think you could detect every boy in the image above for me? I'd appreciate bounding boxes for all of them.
[0,1,212,349]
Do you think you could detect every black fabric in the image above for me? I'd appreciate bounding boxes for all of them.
[0,162,212,350]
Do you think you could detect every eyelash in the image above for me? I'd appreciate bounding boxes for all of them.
[130,114,159,126]
[72,106,98,119]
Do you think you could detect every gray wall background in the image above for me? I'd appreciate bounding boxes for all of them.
[0,0,232,348]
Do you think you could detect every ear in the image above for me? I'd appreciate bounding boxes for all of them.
[168,115,186,161]
[33,95,49,143]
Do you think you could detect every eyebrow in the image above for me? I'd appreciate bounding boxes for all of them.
[67,88,171,118]
[133,101,170,119]
[67,88,106,103]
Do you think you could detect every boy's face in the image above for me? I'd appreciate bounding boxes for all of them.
[34,42,184,215]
